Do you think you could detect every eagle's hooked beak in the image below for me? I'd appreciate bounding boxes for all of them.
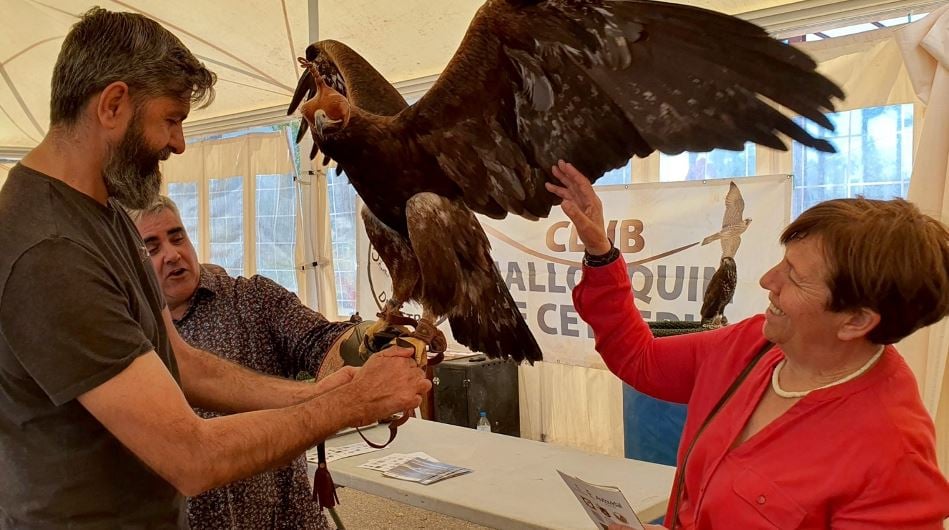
[313,109,342,138]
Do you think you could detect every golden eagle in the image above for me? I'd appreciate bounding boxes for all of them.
[287,0,843,364]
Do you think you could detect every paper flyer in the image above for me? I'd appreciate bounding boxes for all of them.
[382,457,472,485]
[306,442,380,465]
[558,470,644,530]
[358,452,439,472]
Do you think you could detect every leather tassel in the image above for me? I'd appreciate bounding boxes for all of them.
[312,443,339,510]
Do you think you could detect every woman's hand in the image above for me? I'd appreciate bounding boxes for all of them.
[545,160,612,256]
[608,524,667,530]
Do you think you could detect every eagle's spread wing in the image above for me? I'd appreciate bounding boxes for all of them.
[396,0,841,220]
[722,182,745,228]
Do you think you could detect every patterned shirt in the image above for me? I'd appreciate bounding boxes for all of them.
[174,266,352,530]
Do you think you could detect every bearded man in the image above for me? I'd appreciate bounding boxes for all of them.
[0,8,430,529]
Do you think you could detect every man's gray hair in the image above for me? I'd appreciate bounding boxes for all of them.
[125,195,181,224]
[51,7,216,127]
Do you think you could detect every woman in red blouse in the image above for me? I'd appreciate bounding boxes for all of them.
[546,160,949,530]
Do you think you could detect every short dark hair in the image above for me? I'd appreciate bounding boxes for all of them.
[782,197,949,344]
[50,7,216,126]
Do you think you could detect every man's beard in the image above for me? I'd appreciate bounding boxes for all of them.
[104,117,170,209]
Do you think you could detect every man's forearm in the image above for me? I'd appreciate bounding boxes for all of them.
[178,383,364,495]
[176,345,324,412]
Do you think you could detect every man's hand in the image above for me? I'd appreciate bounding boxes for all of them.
[545,159,612,256]
[312,366,357,394]
[341,345,431,426]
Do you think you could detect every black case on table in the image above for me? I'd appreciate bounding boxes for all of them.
[433,356,520,437]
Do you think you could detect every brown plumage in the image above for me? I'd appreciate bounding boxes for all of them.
[701,256,738,328]
[287,0,844,363]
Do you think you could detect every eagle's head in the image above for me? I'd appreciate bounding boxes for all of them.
[298,57,350,138]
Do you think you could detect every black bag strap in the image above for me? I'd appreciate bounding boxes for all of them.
[668,340,774,529]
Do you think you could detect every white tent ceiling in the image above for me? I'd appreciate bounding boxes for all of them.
[0,0,940,156]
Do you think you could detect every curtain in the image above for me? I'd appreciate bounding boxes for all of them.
[0,162,12,189]
[519,363,625,457]
[797,26,919,112]
[896,5,949,478]
[159,132,295,285]
[295,133,340,317]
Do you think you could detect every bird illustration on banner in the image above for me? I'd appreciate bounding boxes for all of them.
[701,182,748,327]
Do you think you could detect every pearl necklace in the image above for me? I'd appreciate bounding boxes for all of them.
[771,347,885,399]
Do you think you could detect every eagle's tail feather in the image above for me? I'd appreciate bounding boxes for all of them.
[448,265,542,364]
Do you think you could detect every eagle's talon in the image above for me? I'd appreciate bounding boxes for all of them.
[358,318,412,356]
[411,318,447,353]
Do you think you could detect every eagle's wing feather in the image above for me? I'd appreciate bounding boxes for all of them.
[395,0,841,220]
[361,206,421,303]
[316,40,409,116]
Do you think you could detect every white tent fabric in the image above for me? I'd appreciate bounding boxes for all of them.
[798,26,919,112]
[2,0,939,154]
[0,0,522,151]
[895,4,949,475]
[1,0,307,151]
[0,161,11,188]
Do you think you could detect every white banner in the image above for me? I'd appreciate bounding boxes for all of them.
[357,175,791,368]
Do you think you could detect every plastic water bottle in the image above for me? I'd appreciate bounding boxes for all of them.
[476,411,491,432]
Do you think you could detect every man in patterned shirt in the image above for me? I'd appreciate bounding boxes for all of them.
[131,196,359,529]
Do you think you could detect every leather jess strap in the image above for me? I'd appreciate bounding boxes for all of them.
[355,336,443,448]
[312,332,445,513]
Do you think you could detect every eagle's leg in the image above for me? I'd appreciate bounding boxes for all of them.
[411,309,447,354]
[359,298,414,355]
[388,308,447,367]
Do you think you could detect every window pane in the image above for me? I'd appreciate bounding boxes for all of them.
[595,162,632,186]
[167,181,200,254]
[327,168,358,317]
[256,174,298,293]
[660,143,756,182]
[792,104,913,218]
[209,176,244,277]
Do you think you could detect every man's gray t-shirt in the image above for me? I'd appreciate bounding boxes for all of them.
[0,164,183,528]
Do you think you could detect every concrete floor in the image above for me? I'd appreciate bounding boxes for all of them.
[331,486,492,530]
